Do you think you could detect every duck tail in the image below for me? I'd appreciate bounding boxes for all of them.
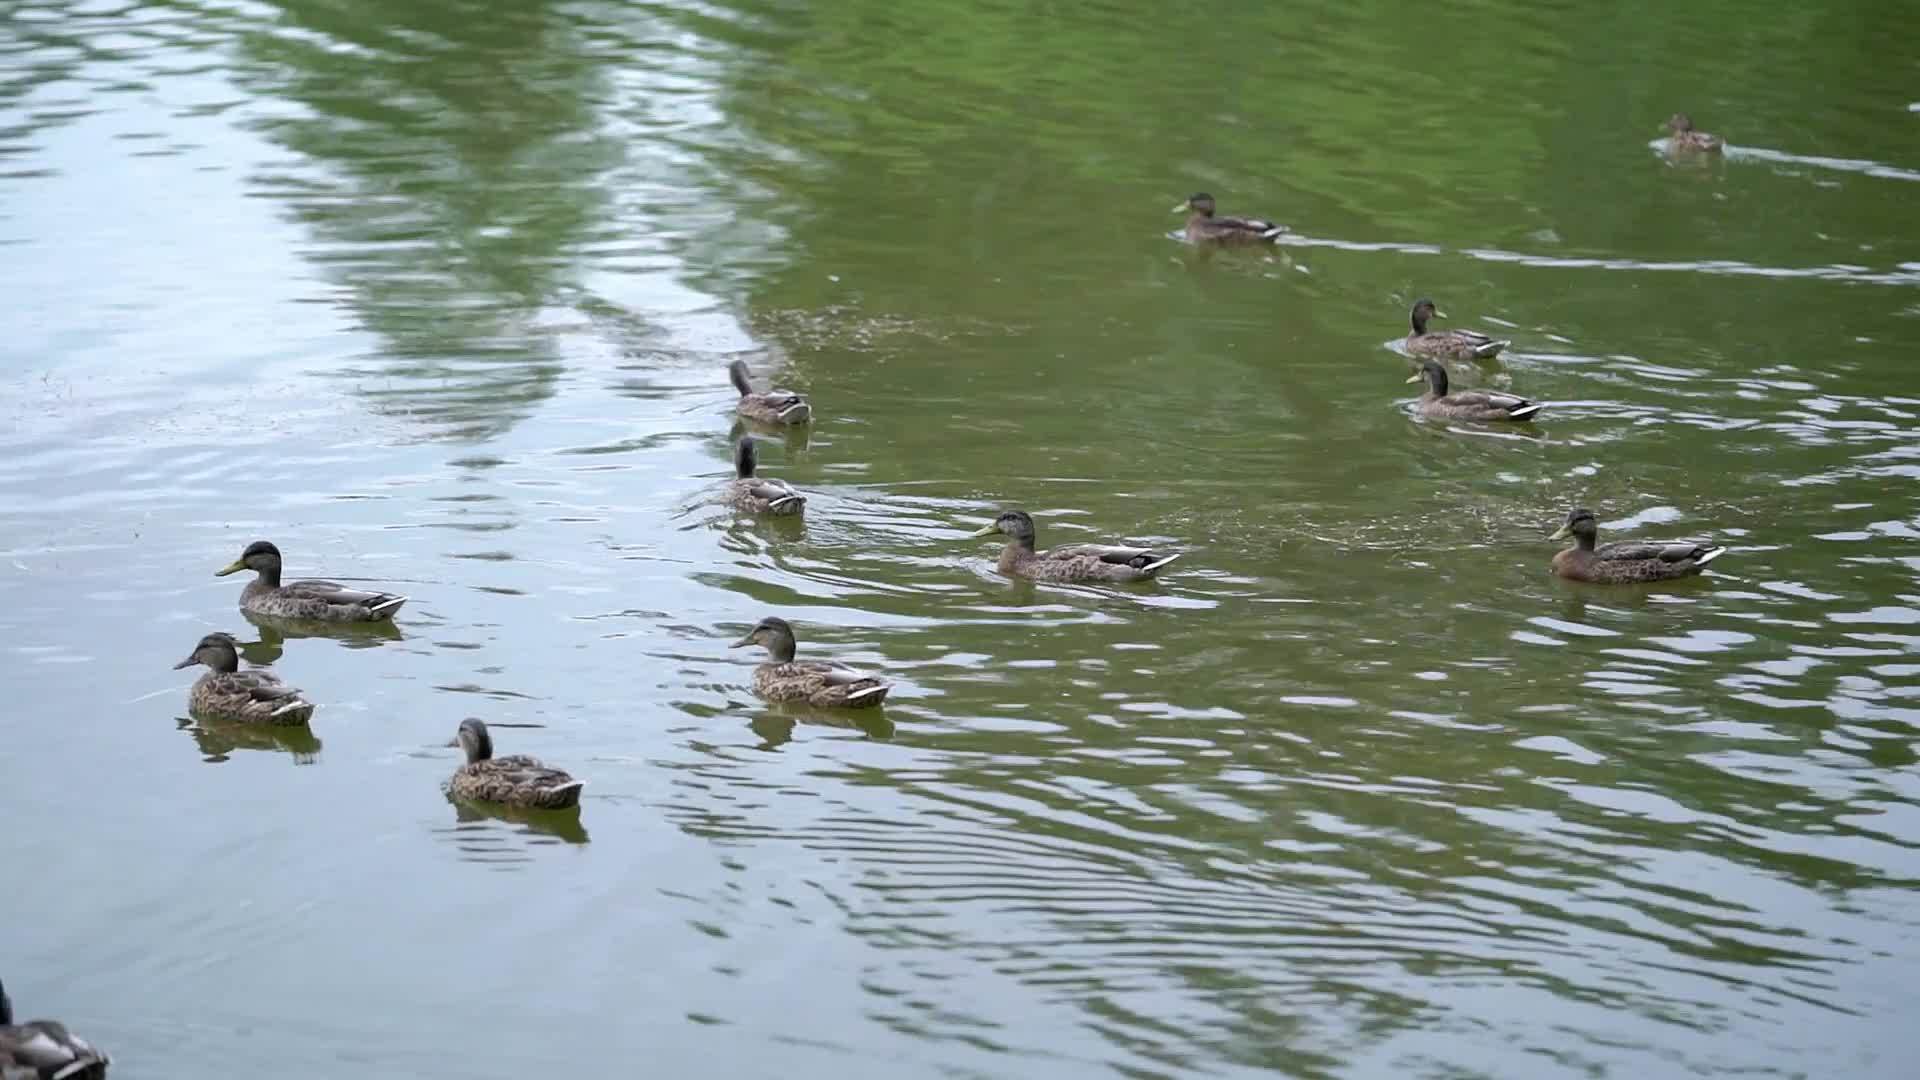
[1259,225,1286,241]
[544,780,585,806]
[775,399,812,422]
[728,359,753,397]
[846,684,890,705]
[1139,553,1182,575]
[1697,546,1729,566]
[1508,402,1544,421]
[1474,339,1511,358]
[270,698,313,719]
[368,595,408,617]
[768,494,805,512]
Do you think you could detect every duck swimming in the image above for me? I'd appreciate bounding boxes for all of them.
[173,632,315,724]
[728,359,812,425]
[217,541,407,622]
[1549,508,1727,583]
[444,719,584,810]
[1406,361,1543,422]
[724,437,805,515]
[1173,192,1285,245]
[969,510,1180,582]
[730,616,891,708]
[1,978,110,1080]
[1664,112,1724,153]
[1405,298,1509,361]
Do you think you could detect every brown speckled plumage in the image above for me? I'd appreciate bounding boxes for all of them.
[732,616,890,708]
[1550,508,1727,583]
[1405,298,1509,361]
[1407,361,1542,423]
[444,719,583,810]
[970,510,1180,583]
[729,359,812,426]
[1665,112,1724,154]
[1175,192,1285,245]
[724,438,805,515]
[1,980,110,1080]
[217,540,407,622]
[174,632,315,725]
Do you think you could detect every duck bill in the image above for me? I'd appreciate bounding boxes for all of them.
[172,655,198,670]
[215,558,247,576]
[1169,201,1190,213]
[1548,525,1572,540]
[967,524,1000,538]
[1434,310,1449,320]
[1404,372,1423,383]
[729,634,758,649]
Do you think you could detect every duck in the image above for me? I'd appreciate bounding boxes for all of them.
[1173,192,1284,245]
[173,632,316,725]
[969,510,1180,582]
[725,437,805,515]
[1664,112,1724,153]
[1549,508,1727,583]
[728,359,812,425]
[1406,360,1543,422]
[1,979,110,1080]
[1405,298,1509,361]
[216,541,407,622]
[444,719,584,810]
[730,616,890,708]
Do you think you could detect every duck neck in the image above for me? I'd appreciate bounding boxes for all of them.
[1410,310,1429,336]
[256,563,282,589]
[1425,367,1449,397]
[766,636,797,663]
[1574,529,1597,552]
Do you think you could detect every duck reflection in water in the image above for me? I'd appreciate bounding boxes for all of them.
[177,715,322,765]
[749,705,896,750]
[241,608,405,653]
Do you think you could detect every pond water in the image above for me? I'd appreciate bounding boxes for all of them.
[3,0,1918,1076]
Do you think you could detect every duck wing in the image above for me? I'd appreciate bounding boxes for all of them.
[1595,539,1718,564]
[745,479,804,506]
[1,1019,109,1077]
[1446,389,1542,420]
[283,578,405,607]
[1048,543,1182,570]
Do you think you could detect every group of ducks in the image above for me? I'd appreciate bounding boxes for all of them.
[1169,113,1733,584]
[5,114,1741,1076]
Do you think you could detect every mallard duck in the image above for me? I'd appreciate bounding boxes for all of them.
[1,979,110,1080]
[217,541,406,622]
[1172,192,1284,245]
[174,632,315,725]
[725,437,805,515]
[728,359,812,425]
[730,616,890,708]
[1405,298,1509,361]
[969,510,1180,582]
[1406,361,1543,422]
[1550,508,1727,583]
[1665,112,1724,153]
[444,719,583,810]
